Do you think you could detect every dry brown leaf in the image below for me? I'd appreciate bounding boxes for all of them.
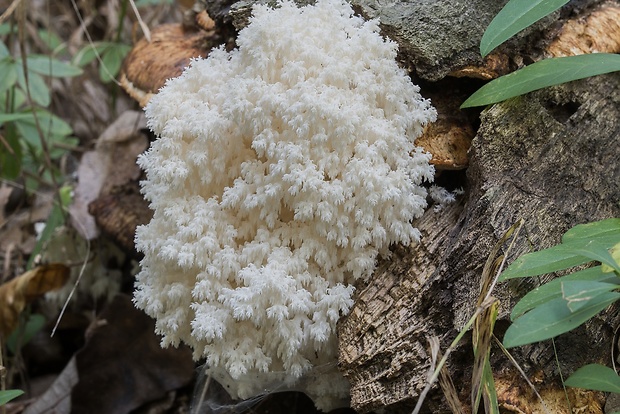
[22,357,78,414]
[69,111,148,240]
[0,263,70,337]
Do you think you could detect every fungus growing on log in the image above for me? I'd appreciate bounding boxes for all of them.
[133,0,436,409]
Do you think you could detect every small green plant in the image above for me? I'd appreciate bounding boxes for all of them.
[0,27,82,189]
[500,218,620,392]
[73,41,131,84]
[461,0,620,108]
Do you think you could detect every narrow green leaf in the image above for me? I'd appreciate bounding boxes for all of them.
[16,67,50,106]
[0,23,17,36]
[1,86,26,111]
[7,313,46,353]
[500,243,592,281]
[0,112,37,124]
[99,43,131,83]
[511,266,618,320]
[563,218,620,243]
[566,241,620,274]
[27,186,72,269]
[565,364,620,393]
[480,0,569,57]
[26,55,83,78]
[13,110,73,148]
[503,292,620,348]
[0,40,10,58]
[0,389,24,406]
[0,124,22,179]
[37,29,64,54]
[73,42,114,67]
[482,359,500,414]
[561,280,619,312]
[0,58,18,94]
[461,54,620,108]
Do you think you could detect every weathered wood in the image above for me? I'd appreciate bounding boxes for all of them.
[338,73,620,413]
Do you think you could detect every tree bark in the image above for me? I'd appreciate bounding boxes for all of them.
[338,73,620,413]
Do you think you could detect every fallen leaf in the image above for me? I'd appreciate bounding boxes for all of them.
[22,357,78,414]
[0,264,70,337]
[69,110,147,241]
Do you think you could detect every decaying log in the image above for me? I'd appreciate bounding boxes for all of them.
[106,0,620,412]
[338,73,620,413]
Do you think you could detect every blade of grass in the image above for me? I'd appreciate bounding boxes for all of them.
[461,54,620,108]
[480,0,569,57]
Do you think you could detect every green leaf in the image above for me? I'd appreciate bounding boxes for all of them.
[16,67,50,106]
[461,54,620,108]
[49,135,79,159]
[561,280,619,312]
[13,110,73,149]
[0,124,22,179]
[563,218,620,245]
[7,313,46,353]
[0,112,37,124]
[0,23,17,37]
[37,29,64,54]
[566,240,620,274]
[0,58,18,94]
[503,291,620,348]
[565,364,620,393]
[500,243,593,281]
[26,55,83,78]
[501,219,620,281]
[0,389,24,406]
[0,86,27,112]
[73,42,113,67]
[0,40,10,58]
[99,43,131,83]
[480,0,569,57]
[482,358,500,414]
[511,266,618,320]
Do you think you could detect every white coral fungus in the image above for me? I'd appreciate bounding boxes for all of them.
[134,0,436,409]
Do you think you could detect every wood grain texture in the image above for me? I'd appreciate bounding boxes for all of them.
[338,73,620,412]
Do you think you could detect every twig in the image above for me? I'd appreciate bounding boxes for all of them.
[0,0,22,25]
[69,0,122,87]
[128,0,151,42]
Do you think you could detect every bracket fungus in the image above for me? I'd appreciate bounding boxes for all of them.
[120,11,218,108]
[133,0,437,409]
